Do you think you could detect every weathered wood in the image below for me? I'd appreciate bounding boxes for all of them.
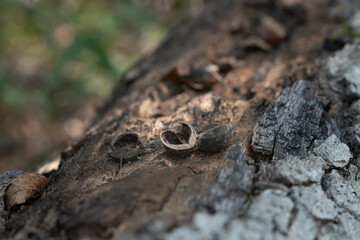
[1,0,360,239]
[202,145,255,215]
[252,80,327,159]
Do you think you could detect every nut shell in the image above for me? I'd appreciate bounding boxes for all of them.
[160,122,197,155]
[108,147,143,162]
[198,124,234,153]
[108,132,144,162]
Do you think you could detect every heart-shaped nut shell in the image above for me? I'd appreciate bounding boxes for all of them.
[108,132,144,162]
[198,124,234,153]
[160,122,197,155]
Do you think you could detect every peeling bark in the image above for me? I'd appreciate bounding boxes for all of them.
[252,80,326,159]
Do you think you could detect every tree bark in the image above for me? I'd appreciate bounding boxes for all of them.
[2,0,360,239]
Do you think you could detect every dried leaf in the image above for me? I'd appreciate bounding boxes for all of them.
[0,170,23,211]
[242,37,273,52]
[160,67,184,84]
[37,157,60,175]
[228,15,250,34]
[210,56,237,75]
[160,65,222,91]
[185,64,222,90]
[5,173,48,210]
[257,15,287,46]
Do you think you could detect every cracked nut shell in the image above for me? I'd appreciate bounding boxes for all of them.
[108,132,144,162]
[160,122,197,155]
[198,124,234,153]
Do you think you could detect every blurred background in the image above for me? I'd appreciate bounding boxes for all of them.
[0,0,207,173]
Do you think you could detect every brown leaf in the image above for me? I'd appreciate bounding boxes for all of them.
[228,15,250,35]
[257,15,287,46]
[185,64,222,90]
[160,65,222,91]
[242,37,273,52]
[5,173,48,210]
[160,67,184,83]
[211,57,236,72]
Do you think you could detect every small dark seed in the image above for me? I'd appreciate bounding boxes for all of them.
[198,124,234,153]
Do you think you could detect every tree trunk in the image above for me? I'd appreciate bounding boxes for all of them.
[2,0,360,239]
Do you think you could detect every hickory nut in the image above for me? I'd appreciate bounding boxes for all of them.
[108,132,144,162]
[160,122,197,155]
[198,124,234,153]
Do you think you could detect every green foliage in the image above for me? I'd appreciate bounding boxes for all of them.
[331,23,357,41]
[0,0,176,118]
